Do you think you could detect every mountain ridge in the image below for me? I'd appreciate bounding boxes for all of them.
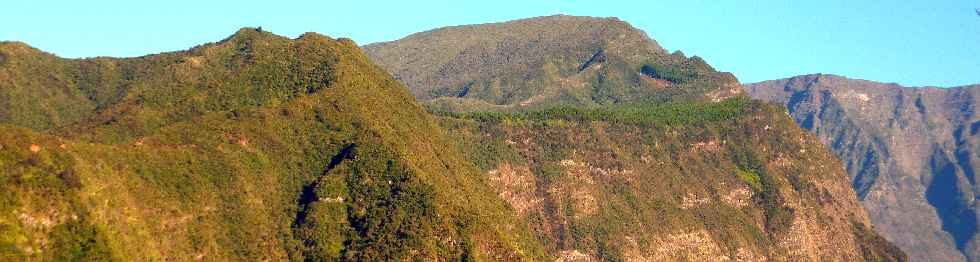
[0,28,547,260]
[364,14,742,112]
[747,73,980,262]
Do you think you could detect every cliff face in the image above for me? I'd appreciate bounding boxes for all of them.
[437,98,904,261]
[747,74,980,261]
[367,15,905,260]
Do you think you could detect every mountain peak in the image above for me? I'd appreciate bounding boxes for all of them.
[0,41,33,50]
[364,16,744,109]
[367,14,663,53]
[218,27,287,45]
[0,41,47,58]
[511,14,625,24]
[297,31,329,41]
[229,27,263,38]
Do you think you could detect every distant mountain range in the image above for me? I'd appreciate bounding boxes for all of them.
[0,16,903,260]
[747,74,979,261]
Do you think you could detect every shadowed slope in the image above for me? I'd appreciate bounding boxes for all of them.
[747,74,980,261]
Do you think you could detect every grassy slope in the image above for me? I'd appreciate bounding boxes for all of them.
[0,29,544,261]
[364,15,742,112]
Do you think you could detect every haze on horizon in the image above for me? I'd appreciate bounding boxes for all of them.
[2,0,977,87]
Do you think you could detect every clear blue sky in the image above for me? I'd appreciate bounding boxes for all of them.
[3,0,978,87]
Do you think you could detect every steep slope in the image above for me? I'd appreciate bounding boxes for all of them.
[364,15,743,112]
[746,74,980,262]
[437,98,904,261]
[0,28,545,261]
[367,15,905,261]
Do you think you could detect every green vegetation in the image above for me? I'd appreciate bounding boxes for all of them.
[728,127,797,237]
[0,28,545,261]
[435,96,752,126]
[49,219,114,261]
[0,126,115,261]
[735,168,763,191]
[641,63,699,83]
[365,15,742,111]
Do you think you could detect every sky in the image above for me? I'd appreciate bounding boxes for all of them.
[2,0,978,87]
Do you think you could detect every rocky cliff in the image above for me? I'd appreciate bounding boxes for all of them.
[747,74,979,261]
